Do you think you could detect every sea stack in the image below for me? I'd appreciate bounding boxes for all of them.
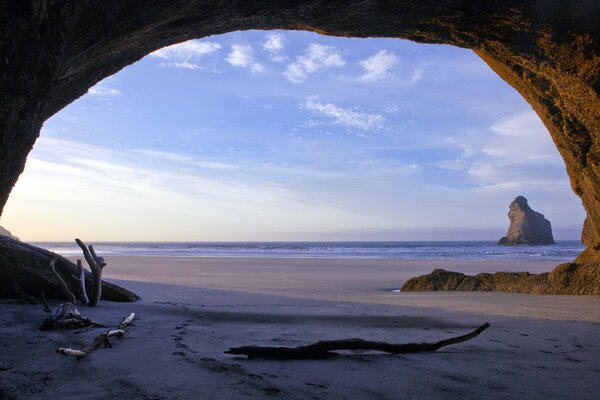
[497,196,556,246]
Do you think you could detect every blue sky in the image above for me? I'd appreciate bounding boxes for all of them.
[1,30,585,241]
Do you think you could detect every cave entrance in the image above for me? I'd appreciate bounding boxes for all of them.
[0,31,585,245]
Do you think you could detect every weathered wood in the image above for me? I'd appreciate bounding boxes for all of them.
[119,312,135,329]
[225,323,490,359]
[75,238,106,306]
[57,313,136,360]
[39,303,103,331]
[0,235,139,302]
[76,260,90,306]
[49,257,77,304]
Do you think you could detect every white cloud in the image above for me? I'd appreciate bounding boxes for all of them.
[435,159,467,171]
[408,68,424,85]
[172,62,202,70]
[150,40,221,60]
[358,50,399,82]
[303,97,385,132]
[454,110,569,194]
[263,33,286,62]
[88,84,121,97]
[226,45,264,74]
[467,162,497,180]
[485,110,560,161]
[284,44,345,83]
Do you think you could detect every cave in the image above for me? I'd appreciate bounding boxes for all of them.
[1,1,599,293]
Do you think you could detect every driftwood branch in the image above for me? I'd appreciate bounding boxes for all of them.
[57,313,136,360]
[49,257,77,304]
[76,260,90,306]
[75,238,106,307]
[225,323,490,359]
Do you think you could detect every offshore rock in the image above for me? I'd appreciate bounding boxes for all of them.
[498,196,556,245]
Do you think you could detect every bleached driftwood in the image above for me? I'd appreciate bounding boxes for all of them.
[57,313,136,360]
[75,238,106,307]
[49,257,77,305]
[47,239,105,306]
[119,312,135,329]
[225,323,490,359]
[40,303,103,331]
[75,260,90,306]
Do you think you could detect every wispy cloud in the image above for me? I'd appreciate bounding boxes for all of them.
[172,61,202,70]
[226,45,264,74]
[485,111,559,161]
[6,136,386,240]
[453,111,567,194]
[284,44,345,83]
[137,149,238,171]
[88,82,121,97]
[407,68,424,85]
[303,97,385,132]
[358,50,398,82]
[435,158,467,171]
[263,32,286,62]
[150,40,221,60]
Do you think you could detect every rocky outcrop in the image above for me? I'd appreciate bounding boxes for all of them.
[498,196,556,245]
[401,266,600,295]
[0,2,599,265]
[0,225,18,241]
[0,236,139,302]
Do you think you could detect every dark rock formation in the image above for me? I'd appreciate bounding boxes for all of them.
[0,236,139,302]
[401,266,600,295]
[498,196,556,245]
[0,2,599,273]
[0,225,19,241]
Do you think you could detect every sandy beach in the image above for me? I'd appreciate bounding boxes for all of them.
[2,257,600,399]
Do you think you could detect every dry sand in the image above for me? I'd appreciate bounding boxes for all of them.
[2,257,600,399]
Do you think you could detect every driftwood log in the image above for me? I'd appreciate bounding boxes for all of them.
[57,312,136,360]
[226,323,490,359]
[0,235,139,302]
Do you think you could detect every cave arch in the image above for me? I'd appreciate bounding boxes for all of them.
[1,1,599,263]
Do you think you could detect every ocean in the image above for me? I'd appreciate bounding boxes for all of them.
[33,241,584,262]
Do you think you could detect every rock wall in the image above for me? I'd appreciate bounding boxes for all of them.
[401,266,600,295]
[0,1,599,263]
[498,196,556,245]
[0,225,19,241]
